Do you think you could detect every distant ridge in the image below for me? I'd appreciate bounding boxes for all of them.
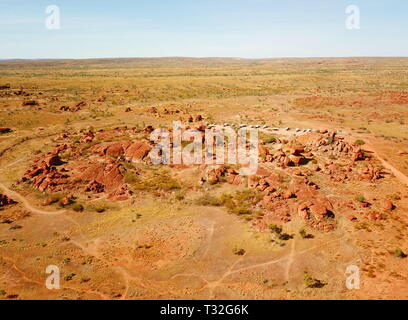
[0,57,407,70]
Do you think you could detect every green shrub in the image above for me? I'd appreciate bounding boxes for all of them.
[195,194,222,207]
[130,169,180,192]
[220,189,262,216]
[278,233,293,241]
[124,171,139,184]
[355,195,366,203]
[175,191,186,201]
[64,273,76,281]
[72,203,84,212]
[299,228,313,239]
[303,271,326,288]
[355,139,365,146]
[232,247,246,256]
[395,248,407,258]
[264,136,277,144]
[94,206,106,213]
[269,224,283,234]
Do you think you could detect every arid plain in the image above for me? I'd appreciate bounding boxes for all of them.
[0,57,407,300]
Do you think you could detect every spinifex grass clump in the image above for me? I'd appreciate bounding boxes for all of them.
[220,189,263,216]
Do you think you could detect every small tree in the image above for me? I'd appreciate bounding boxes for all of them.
[303,271,326,288]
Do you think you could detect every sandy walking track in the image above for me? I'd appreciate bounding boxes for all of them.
[364,143,408,187]
[0,182,65,216]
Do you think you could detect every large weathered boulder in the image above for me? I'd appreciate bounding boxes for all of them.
[74,158,132,201]
[199,165,226,185]
[22,149,69,192]
[360,164,382,181]
[124,141,152,163]
[0,194,16,207]
[379,199,394,211]
[91,140,152,163]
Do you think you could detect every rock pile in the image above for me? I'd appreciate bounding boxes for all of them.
[22,146,70,192]
[0,194,16,207]
[298,131,365,161]
[91,140,152,163]
[73,158,132,201]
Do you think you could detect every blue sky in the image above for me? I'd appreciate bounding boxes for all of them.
[0,0,407,59]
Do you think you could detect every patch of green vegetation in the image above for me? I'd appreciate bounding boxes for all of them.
[124,170,139,184]
[303,271,326,288]
[64,273,76,281]
[195,194,222,206]
[264,136,277,144]
[71,203,84,212]
[355,195,366,203]
[94,205,106,213]
[232,246,246,256]
[394,248,407,258]
[269,224,283,234]
[175,191,186,201]
[220,189,263,216]
[269,224,293,241]
[355,139,365,146]
[128,169,180,193]
[299,228,314,239]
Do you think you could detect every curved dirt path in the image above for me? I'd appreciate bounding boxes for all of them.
[363,143,408,187]
[0,182,66,216]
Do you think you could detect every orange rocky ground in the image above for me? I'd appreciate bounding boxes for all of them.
[0,58,407,300]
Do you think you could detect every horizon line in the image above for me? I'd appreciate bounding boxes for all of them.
[1,55,408,62]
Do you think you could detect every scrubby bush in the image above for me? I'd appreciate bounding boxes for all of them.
[94,206,106,213]
[232,246,246,256]
[299,228,313,239]
[278,233,293,241]
[175,191,185,201]
[355,195,366,203]
[72,203,84,212]
[303,271,326,288]
[269,224,283,234]
[220,189,263,216]
[195,194,222,207]
[264,136,277,144]
[394,248,407,258]
[130,169,180,192]
[355,139,365,146]
[64,273,76,281]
